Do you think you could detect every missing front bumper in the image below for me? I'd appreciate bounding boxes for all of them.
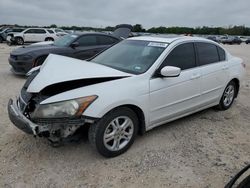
[8,98,98,139]
[8,99,40,135]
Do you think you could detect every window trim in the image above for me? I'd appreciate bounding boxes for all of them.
[216,46,226,62]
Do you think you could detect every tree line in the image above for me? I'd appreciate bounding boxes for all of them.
[2,24,250,36]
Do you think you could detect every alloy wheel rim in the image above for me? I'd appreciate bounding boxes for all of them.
[103,116,134,151]
[223,85,235,106]
[17,38,23,44]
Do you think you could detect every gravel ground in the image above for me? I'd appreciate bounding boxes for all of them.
[0,43,249,188]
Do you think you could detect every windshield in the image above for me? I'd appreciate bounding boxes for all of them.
[92,40,167,74]
[53,34,78,47]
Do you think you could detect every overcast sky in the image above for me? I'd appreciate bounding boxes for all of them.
[0,0,249,28]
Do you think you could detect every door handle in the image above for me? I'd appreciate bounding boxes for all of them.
[191,73,201,80]
[222,65,229,70]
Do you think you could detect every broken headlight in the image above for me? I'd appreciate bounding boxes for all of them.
[31,96,97,118]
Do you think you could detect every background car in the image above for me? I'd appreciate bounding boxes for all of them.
[8,28,57,45]
[245,38,250,44]
[8,24,132,75]
[239,36,248,42]
[0,27,24,43]
[47,28,68,37]
[207,36,220,43]
[220,36,242,44]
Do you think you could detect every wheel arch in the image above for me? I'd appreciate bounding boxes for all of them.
[102,104,146,135]
[230,78,240,98]
[45,37,54,41]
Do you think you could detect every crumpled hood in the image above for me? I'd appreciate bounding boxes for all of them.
[27,54,132,93]
[11,44,60,55]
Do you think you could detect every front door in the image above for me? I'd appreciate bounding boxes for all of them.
[149,43,201,127]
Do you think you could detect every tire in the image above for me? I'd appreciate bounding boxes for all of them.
[217,81,236,110]
[88,107,138,157]
[16,37,24,45]
[237,175,250,188]
[45,37,54,41]
[34,55,48,67]
[0,36,3,43]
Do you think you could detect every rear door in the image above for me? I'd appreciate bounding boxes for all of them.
[149,42,202,127]
[195,42,229,105]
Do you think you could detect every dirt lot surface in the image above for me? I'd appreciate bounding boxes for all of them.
[0,43,249,188]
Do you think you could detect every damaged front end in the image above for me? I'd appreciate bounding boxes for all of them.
[8,70,98,143]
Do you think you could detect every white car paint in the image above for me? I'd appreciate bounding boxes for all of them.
[27,36,246,131]
[13,28,56,43]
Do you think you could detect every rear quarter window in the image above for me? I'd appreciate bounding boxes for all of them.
[196,42,219,65]
[98,36,119,45]
[217,46,226,61]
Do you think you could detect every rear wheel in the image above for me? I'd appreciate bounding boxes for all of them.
[217,81,236,110]
[88,107,138,157]
[0,37,3,43]
[45,37,54,41]
[16,37,24,45]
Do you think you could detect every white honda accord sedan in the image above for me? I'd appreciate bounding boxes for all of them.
[8,36,246,157]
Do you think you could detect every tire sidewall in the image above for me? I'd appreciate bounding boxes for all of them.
[219,81,236,110]
[90,107,138,157]
[16,37,24,45]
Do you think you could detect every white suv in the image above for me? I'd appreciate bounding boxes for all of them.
[8,36,246,157]
[11,28,57,45]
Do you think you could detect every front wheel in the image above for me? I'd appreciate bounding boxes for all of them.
[217,81,236,110]
[16,37,24,45]
[88,107,138,157]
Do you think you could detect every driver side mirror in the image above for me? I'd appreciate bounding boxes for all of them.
[159,66,181,77]
[70,42,79,48]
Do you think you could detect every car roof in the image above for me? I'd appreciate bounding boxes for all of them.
[127,35,213,44]
[71,32,119,39]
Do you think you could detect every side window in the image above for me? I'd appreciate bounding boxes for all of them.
[76,35,97,46]
[55,29,63,33]
[25,29,35,34]
[196,42,219,65]
[98,36,119,45]
[162,43,196,70]
[217,46,226,61]
[35,29,46,34]
[47,29,54,34]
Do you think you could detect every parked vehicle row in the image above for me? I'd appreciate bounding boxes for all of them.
[206,35,250,44]
[8,35,246,157]
[8,24,133,75]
